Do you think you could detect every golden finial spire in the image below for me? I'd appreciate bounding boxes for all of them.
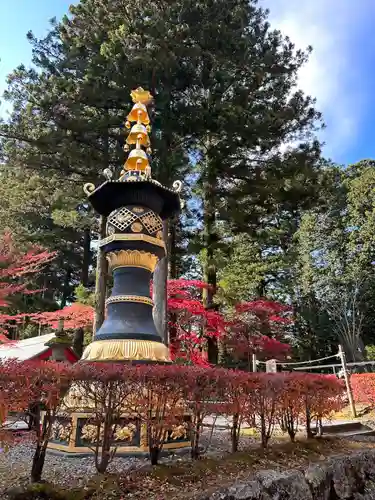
[120,87,153,182]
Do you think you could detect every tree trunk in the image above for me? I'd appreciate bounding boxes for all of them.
[73,327,84,358]
[202,142,218,365]
[231,413,240,453]
[316,418,323,437]
[27,402,40,431]
[202,239,218,364]
[260,415,268,448]
[279,414,287,433]
[93,216,107,335]
[61,268,71,308]
[31,404,44,482]
[81,228,91,287]
[97,445,111,473]
[150,446,160,466]
[31,444,46,483]
[287,429,296,442]
[305,403,313,438]
[191,416,203,460]
[153,221,168,344]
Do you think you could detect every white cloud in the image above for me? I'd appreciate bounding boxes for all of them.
[263,0,375,161]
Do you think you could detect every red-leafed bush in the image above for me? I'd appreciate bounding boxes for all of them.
[28,361,76,483]
[68,362,149,471]
[278,373,306,442]
[130,364,190,465]
[221,370,255,452]
[184,366,228,459]
[300,373,344,438]
[0,360,346,478]
[0,360,37,443]
[221,371,344,448]
[68,364,192,467]
[351,373,375,407]
[0,360,76,482]
[246,373,285,447]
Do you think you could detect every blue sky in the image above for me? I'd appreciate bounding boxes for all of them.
[0,0,374,165]
[0,0,73,113]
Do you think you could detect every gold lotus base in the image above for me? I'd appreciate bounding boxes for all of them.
[81,339,171,362]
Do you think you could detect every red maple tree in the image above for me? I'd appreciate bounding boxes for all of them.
[223,299,291,370]
[27,303,94,330]
[0,359,37,444]
[167,279,225,367]
[0,232,56,336]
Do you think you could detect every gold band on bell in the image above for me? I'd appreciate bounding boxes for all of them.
[81,339,171,362]
[105,295,153,306]
[106,249,159,272]
[100,233,166,251]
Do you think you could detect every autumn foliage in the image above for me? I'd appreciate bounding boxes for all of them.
[167,280,225,366]
[0,360,37,443]
[27,303,94,330]
[0,232,56,333]
[351,373,375,407]
[0,359,344,482]
[0,359,75,480]
[223,299,291,370]
[0,232,55,306]
[167,283,291,367]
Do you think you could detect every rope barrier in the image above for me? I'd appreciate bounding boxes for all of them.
[256,353,339,367]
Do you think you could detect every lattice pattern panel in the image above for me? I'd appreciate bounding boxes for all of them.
[108,207,138,232]
[140,211,163,235]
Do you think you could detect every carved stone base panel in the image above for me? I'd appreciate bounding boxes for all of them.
[43,412,191,455]
[81,339,171,362]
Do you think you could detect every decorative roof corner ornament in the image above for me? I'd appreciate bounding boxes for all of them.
[102,168,113,180]
[83,183,96,196]
[172,180,183,193]
[172,180,183,209]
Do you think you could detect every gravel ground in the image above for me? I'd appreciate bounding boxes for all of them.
[0,428,256,493]
[1,424,372,495]
[0,443,148,490]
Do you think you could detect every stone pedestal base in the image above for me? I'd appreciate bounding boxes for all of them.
[44,412,191,455]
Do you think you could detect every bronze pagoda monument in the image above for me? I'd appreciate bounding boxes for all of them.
[46,88,189,455]
[82,87,181,363]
